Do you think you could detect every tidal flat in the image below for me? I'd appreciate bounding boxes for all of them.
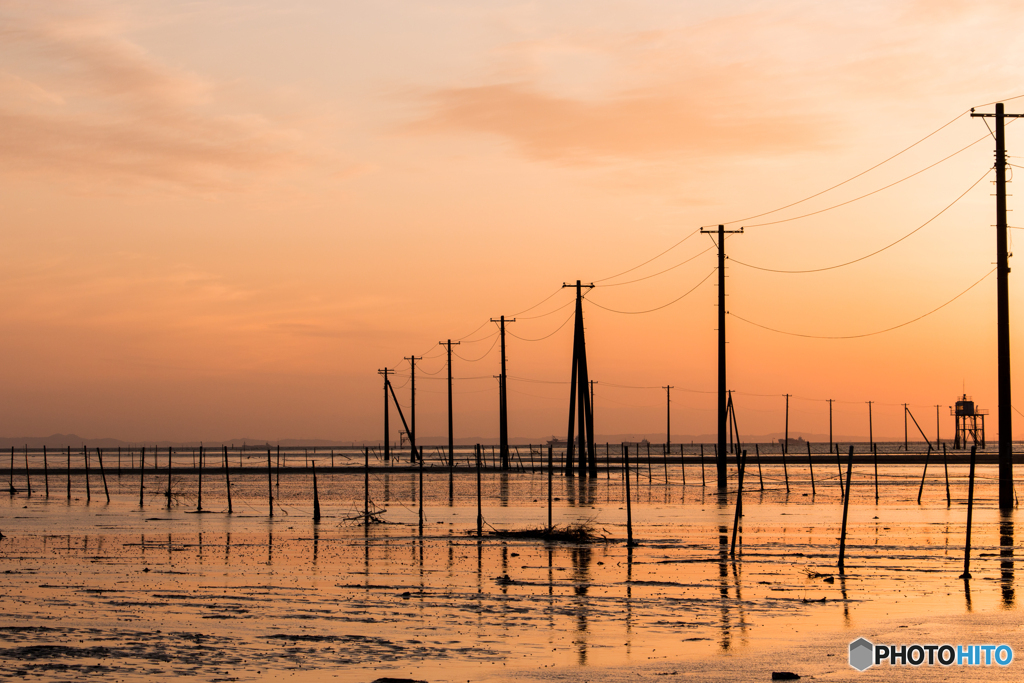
[1,462,1022,681]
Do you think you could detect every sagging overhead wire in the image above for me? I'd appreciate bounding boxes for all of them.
[730,168,991,274]
[741,136,991,229]
[593,229,700,284]
[708,108,974,228]
[729,268,995,339]
[597,245,715,287]
[511,287,568,316]
[587,269,716,315]
[452,334,500,362]
[507,310,575,342]
[518,298,574,320]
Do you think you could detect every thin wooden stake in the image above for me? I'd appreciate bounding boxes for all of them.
[24,445,31,497]
[680,443,686,485]
[363,446,369,524]
[137,446,143,508]
[943,442,951,507]
[961,446,977,579]
[197,445,204,512]
[806,440,815,495]
[85,446,92,503]
[66,446,71,500]
[624,443,633,546]
[730,450,747,557]
[97,447,110,503]
[223,445,232,513]
[267,448,274,517]
[872,442,879,502]
[755,443,764,490]
[547,444,553,530]
[838,445,854,569]
[166,447,173,509]
[781,441,789,493]
[43,446,49,498]
[917,445,931,504]
[836,444,845,498]
[8,446,14,495]
[312,463,321,523]
[700,444,705,487]
[475,444,483,537]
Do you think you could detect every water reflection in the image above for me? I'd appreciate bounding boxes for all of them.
[1000,513,1014,608]
[718,524,731,651]
[500,471,509,508]
[571,545,592,665]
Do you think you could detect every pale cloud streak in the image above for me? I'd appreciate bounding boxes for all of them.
[0,2,304,189]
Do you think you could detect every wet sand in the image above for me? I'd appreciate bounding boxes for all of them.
[0,463,1021,681]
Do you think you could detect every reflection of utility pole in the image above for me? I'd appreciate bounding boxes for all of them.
[439,340,461,468]
[701,224,743,489]
[489,317,515,470]
[664,386,673,453]
[971,103,1022,510]
[405,355,422,462]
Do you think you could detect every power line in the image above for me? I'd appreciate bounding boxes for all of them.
[730,169,991,274]
[511,287,568,316]
[741,136,990,229]
[592,229,700,284]
[730,268,995,339]
[708,108,974,228]
[587,269,716,315]
[597,245,715,287]
[506,310,575,342]
[452,334,499,362]
[518,298,575,320]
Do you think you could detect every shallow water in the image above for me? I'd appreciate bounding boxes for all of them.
[1,462,1021,681]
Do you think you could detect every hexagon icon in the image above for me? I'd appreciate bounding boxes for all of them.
[849,638,874,671]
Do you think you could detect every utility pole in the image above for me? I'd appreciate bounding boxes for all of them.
[701,224,743,489]
[827,399,834,451]
[490,317,515,470]
[971,103,1021,510]
[439,340,461,468]
[378,368,394,461]
[562,281,596,477]
[867,401,874,451]
[664,386,673,454]
[405,356,422,462]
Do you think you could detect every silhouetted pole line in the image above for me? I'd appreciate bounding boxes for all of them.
[378,368,394,463]
[404,355,422,463]
[701,224,743,491]
[488,318,514,470]
[562,281,595,477]
[972,103,1020,510]
[438,341,460,470]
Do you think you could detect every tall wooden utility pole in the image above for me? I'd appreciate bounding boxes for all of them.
[489,317,515,470]
[378,368,394,461]
[439,340,461,468]
[405,356,422,462]
[971,103,1021,510]
[664,385,673,454]
[701,224,743,489]
[562,280,595,477]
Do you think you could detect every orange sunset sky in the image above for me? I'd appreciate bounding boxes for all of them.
[2,0,1024,444]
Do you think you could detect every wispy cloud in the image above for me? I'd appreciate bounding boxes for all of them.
[0,2,303,189]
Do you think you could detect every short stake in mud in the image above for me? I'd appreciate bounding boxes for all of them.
[137,446,143,508]
[24,445,31,497]
[267,448,273,517]
[97,448,110,504]
[838,445,854,570]
[223,445,232,513]
[943,442,951,507]
[66,446,71,500]
[961,445,978,580]
[312,463,321,523]
[166,447,173,509]
[475,444,483,537]
[547,444,553,530]
[364,446,369,525]
[730,449,747,557]
[872,443,879,503]
[917,444,931,504]
[43,446,49,498]
[197,445,204,512]
[85,446,91,503]
[806,440,815,495]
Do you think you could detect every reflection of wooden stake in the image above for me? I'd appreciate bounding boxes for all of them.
[961,446,977,579]
[97,448,110,504]
[624,443,633,546]
[838,445,854,569]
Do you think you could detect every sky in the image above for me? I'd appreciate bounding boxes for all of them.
[2,0,1024,443]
